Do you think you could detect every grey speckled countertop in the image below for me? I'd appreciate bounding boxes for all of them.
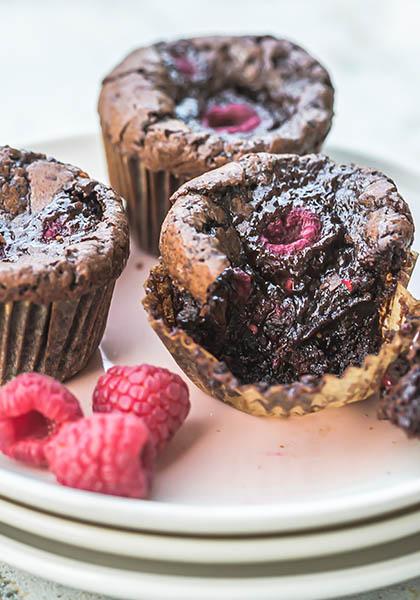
[1,0,420,598]
[0,566,106,600]
[1,563,420,600]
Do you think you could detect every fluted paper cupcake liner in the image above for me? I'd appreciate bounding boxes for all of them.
[144,255,419,417]
[103,136,183,255]
[0,283,115,384]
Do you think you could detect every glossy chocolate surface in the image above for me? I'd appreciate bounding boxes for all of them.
[160,153,414,384]
[99,36,334,178]
[0,146,129,303]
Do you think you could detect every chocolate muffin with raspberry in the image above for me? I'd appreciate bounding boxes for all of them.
[0,146,129,383]
[98,35,334,254]
[378,315,420,436]
[144,153,416,416]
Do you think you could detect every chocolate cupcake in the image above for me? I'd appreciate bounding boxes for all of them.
[144,153,417,417]
[0,146,129,383]
[98,35,334,254]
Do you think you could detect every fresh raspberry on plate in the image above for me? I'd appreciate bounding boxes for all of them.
[45,413,153,498]
[92,364,190,452]
[0,373,82,467]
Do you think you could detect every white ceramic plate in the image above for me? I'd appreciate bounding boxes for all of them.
[3,495,420,564]
[2,519,420,600]
[0,135,418,537]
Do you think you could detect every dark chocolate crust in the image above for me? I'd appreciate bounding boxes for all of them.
[158,152,414,385]
[0,146,129,303]
[98,36,334,178]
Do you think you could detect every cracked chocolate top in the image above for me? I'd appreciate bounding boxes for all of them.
[0,146,129,303]
[99,36,334,178]
[158,153,414,384]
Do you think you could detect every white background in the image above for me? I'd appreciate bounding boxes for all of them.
[1,1,420,598]
[1,0,420,172]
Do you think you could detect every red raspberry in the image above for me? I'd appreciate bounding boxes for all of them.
[42,217,66,242]
[261,209,321,255]
[202,103,260,133]
[0,373,82,467]
[341,279,353,293]
[173,56,195,76]
[92,364,190,452]
[45,414,153,498]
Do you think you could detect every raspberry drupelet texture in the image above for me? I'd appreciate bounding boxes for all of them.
[92,365,190,452]
[45,413,153,498]
[0,373,82,467]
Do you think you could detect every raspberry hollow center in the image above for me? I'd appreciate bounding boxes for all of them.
[202,103,261,133]
[11,410,51,442]
[261,208,321,255]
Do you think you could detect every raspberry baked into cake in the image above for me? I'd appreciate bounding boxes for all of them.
[98,35,334,253]
[379,315,420,436]
[144,153,417,416]
[0,146,129,383]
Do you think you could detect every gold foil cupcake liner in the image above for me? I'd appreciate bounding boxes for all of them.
[102,135,183,255]
[0,283,115,384]
[144,255,419,417]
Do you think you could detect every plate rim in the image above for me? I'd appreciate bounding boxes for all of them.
[3,466,420,535]
[1,520,420,600]
[3,495,420,564]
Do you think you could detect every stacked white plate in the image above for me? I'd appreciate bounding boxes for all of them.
[0,136,419,600]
